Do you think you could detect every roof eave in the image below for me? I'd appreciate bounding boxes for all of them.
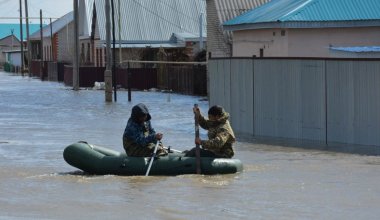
[223,20,380,31]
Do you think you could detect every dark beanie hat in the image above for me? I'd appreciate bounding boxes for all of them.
[208,105,224,116]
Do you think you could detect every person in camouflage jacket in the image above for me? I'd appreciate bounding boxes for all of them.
[122,103,167,157]
[185,105,236,158]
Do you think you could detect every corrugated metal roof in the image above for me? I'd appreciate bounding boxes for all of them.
[214,0,270,24]
[213,0,270,43]
[92,0,206,42]
[330,46,380,53]
[30,11,73,40]
[172,32,206,42]
[224,0,380,26]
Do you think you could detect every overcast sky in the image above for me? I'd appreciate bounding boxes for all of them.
[0,0,73,24]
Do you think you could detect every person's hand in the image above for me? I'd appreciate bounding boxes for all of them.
[195,137,201,145]
[155,133,163,140]
[193,106,200,116]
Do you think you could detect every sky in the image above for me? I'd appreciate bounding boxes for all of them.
[0,0,73,24]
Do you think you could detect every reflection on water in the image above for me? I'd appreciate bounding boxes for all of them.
[1,71,380,219]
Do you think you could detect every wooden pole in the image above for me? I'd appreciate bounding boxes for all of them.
[111,0,117,102]
[118,0,121,64]
[25,0,31,75]
[199,13,203,50]
[50,18,53,61]
[128,61,131,102]
[11,29,14,51]
[73,0,79,90]
[39,9,43,79]
[19,0,24,74]
[104,0,113,102]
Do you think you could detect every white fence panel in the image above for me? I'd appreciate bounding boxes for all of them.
[254,59,326,141]
[209,59,231,109]
[208,58,380,148]
[230,59,254,135]
[327,61,380,146]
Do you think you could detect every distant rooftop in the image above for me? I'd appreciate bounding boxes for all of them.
[90,0,206,43]
[29,11,73,40]
[224,0,380,30]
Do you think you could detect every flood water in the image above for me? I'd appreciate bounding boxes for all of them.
[0,71,379,219]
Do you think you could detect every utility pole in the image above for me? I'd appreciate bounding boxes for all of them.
[19,0,24,73]
[118,0,121,64]
[73,0,79,90]
[111,0,117,102]
[50,18,53,61]
[104,0,113,102]
[25,0,31,75]
[199,12,203,50]
[39,9,43,79]
[11,29,14,51]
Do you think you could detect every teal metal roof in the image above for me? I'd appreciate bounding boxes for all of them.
[224,0,380,26]
[0,23,41,41]
[330,46,380,53]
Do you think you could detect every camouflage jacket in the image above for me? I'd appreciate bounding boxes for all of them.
[198,111,236,158]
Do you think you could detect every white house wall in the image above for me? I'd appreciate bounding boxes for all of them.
[232,27,380,57]
[57,22,75,63]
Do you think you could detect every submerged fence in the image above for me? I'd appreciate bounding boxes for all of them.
[61,64,207,96]
[209,58,380,148]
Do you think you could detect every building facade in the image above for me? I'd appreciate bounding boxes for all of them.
[224,0,380,58]
[0,35,20,66]
[206,0,270,58]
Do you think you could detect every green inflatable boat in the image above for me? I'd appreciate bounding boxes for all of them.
[63,142,243,176]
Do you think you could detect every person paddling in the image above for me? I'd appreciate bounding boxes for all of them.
[123,103,167,157]
[185,105,236,158]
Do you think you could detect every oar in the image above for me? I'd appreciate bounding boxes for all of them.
[194,104,201,174]
[145,141,160,176]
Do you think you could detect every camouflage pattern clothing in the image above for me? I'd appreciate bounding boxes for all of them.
[196,110,235,158]
[122,104,167,157]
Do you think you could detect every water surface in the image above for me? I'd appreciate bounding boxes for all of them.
[0,71,379,219]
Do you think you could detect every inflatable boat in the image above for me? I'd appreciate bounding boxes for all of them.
[63,142,243,176]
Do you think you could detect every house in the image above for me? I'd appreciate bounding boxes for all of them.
[29,11,74,63]
[0,34,20,66]
[223,0,380,58]
[3,50,24,67]
[206,0,270,58]
[80,0,207,67]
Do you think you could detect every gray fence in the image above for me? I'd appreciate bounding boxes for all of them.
[209,58,380,148]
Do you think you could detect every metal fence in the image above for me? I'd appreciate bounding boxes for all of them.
[209,58,380,148]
